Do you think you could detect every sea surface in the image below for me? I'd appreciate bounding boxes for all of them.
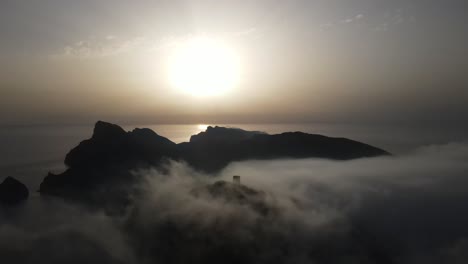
[0,123,466,191]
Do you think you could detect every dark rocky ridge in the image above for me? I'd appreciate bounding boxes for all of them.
[190,180,275,216]
[64,121,177,170]
[181,126,389,172]
[39,121,389,202]
[0,177,29,205]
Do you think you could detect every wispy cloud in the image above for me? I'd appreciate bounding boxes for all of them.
[342,13,364,24]
[374,8,415,32]
[52,28,259,60]
[320,8,414,33]
[230,27,257,37]
[320,13,365,31]
[52,36,149,59]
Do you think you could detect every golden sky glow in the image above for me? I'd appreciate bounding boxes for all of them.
[168,37,240,97]
[0,1,467,125]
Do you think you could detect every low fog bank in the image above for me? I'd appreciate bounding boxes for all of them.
[222,141,468,262]
[1,142,468,263]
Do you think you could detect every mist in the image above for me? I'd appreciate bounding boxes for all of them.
[2,142,468,263]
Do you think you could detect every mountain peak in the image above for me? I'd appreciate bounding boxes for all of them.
[92,121,126,140]
[0,176,29,205]
[190,126,265,143]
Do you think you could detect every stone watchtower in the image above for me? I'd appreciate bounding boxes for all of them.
[233,175,241,185]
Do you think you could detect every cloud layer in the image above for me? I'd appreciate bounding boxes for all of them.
[1,142,468,263]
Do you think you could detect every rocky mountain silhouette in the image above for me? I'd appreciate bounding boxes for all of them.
[180,125,389,172]
[0,177,29,205]
[39,121,389,202]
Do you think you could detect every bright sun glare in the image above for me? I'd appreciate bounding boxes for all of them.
[168,37,240,97]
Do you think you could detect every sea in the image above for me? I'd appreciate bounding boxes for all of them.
[1,123,466,191]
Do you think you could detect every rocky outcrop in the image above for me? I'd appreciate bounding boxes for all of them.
[64,121,177,169]
[0,177,29,205]
[39,121,389,202]
[189,126,265,143]
[180,126,389,172]
[191,180,274,216]
[40,121,178,204]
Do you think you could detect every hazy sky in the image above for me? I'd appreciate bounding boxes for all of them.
[0,0,467,125]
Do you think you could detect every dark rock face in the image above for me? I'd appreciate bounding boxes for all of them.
[189,126,265,143]
[64,121,177,170]
[0,177,29,205]
[39,121,389,202]
[180,126,389,172]
[40,121,178,205]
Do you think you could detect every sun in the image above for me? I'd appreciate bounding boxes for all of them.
[168,37,240,97]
